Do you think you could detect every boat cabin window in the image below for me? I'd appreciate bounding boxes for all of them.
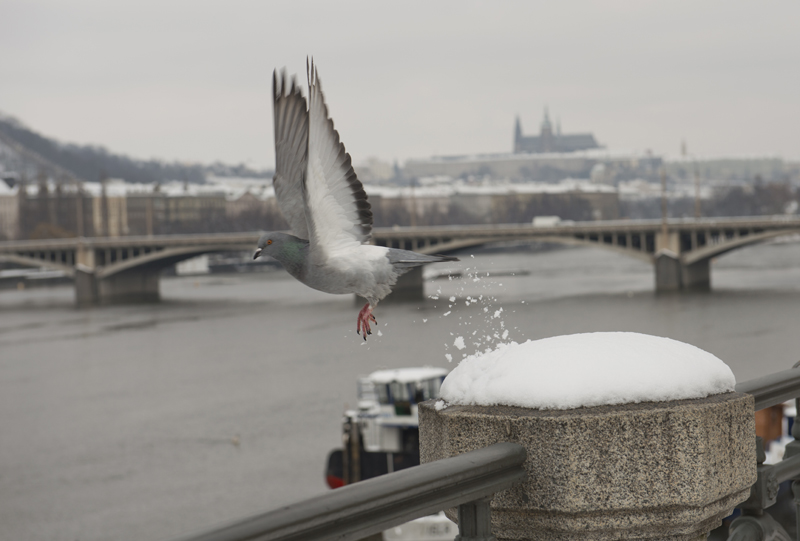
[389,381,410,403]
[375,384,390,405]
[411,377,444,403]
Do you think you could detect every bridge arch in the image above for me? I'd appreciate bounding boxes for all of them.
[682,230,798,266]
[76,243,254,305]
[96,244,253,279]
[0,254,76,276]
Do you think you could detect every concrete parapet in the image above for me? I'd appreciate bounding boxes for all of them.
[419,392,756,540]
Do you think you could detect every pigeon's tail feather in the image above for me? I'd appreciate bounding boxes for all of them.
[387,249,459,270]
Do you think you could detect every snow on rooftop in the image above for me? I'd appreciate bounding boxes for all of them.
[367,178,615,199]
[439,332,735,410]
[410,148,658,164]
[368,367,449,384]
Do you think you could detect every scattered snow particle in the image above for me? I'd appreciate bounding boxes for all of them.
[493,308,503,318]
[454,336,466,350]
[502,330,509,339]
[430,295,439,300]
[423,319,428,323]
[445,354,453,362]
[449,296,456,302]
[434,399,448,411]
[470,254,475,258]
[443,311,451,316]
[377,330,383,337]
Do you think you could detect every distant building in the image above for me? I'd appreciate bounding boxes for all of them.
[514,109,601,154]
[404,150,662,184]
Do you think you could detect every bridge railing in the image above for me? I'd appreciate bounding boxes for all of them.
[166,442,527,541]
[163,367,800,541]
[730,363,800,541]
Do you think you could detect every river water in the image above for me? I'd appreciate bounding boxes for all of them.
[2,240,800,541]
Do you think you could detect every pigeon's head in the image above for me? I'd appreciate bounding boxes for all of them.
[254,232,299,260]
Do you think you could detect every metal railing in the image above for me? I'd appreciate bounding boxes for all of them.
[735,367,800,411]
[731,364,800,541]
[166,366,800,541]
[167,442,526,541]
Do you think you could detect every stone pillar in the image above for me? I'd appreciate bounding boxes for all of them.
[654,250,682,291]
[419,392,756,541]
[75,242,95,268]
[655,231,680,254]
[96,269,160,304]
[74,268,99,306]
[681,260,710,291]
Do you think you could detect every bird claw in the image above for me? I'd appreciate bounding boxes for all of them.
[356,303,377,341]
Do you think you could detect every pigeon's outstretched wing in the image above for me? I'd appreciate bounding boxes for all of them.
[304,60,373,258]
[272,69,310,239]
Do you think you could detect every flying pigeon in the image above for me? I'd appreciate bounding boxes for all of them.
[253,60,458,340]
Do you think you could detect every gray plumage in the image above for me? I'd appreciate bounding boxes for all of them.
[254,60,458,338]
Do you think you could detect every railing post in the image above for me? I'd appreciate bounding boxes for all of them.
[455,497,495,541]
[421,392,755,541]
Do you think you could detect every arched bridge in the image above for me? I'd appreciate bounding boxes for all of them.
[374,216,800,292]
[0,233,258,304]
[1,216,799,304]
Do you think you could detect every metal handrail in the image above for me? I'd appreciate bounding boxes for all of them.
[164,368,800,541]
[730,365,800,540]
[167,442,527,541]
[735,367,800,411]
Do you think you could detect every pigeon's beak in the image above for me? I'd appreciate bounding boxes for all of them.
[253,248,262,260]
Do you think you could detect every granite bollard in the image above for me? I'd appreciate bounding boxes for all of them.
[419,392,756,541]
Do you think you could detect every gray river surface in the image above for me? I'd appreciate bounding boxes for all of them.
[2,241,800,541]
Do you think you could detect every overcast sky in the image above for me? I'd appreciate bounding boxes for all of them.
[1,1,798,169]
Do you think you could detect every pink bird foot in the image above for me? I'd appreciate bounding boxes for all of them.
[356,303,378,340]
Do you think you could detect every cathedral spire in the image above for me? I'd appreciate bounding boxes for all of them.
[514,115,522,152]
[540,107,552,133]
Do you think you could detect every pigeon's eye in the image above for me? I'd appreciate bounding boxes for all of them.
[267,239,273,245]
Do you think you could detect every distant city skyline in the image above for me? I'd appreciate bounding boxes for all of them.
[1,1,798,169]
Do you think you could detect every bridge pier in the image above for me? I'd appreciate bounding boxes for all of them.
[682,260,711,291]
[75,268,160,306]
[655,251,710,292]
[75,268,99,305]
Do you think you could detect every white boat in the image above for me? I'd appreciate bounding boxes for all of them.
[325,367,455,540]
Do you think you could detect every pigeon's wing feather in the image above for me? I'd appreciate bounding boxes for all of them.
[272,69,310,239]
[304,61,373,261]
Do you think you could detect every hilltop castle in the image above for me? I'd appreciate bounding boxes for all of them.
[514,109,601,154]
